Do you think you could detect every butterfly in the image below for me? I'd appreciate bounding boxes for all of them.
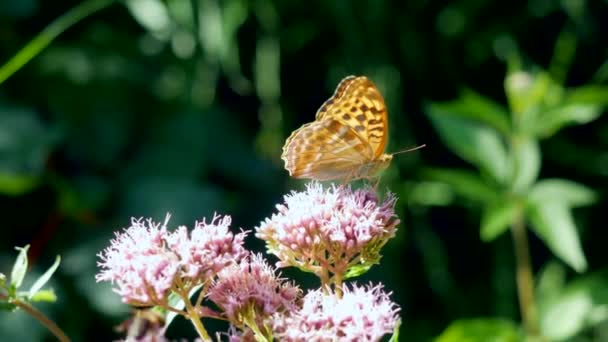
[282,75,414,181]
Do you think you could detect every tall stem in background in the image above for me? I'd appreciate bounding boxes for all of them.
[510,202,540,337]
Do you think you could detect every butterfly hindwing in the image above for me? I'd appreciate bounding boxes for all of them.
[282,119,373,180]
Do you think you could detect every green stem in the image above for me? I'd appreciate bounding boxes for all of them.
[0,0,115,85]
[510,202,540,337]
[10,298,71,342]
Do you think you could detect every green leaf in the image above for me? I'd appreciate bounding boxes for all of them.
[431,89,511,136]
[29,289,57,302]
[0,302,17,311]
[534,103,602,138]
[427,107,509,183]
[28,255,60,300]
[164,285,202,329]
[10,246,29,290]
[423,168,499,203]
[527,202,587,273]
[405,181,454,206]
[510,138,540,193]
[0,273,6,289]
[528,179,596,208]
[536,262,566,307]
[480,200,518,242]
[344,263,374,279]
[435,318,521,342]
[538,271,608,341]
[564,85,608,106]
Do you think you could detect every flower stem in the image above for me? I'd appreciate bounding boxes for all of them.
[10,298,71,342]
[510,202,540,337]
[181,290,211,341]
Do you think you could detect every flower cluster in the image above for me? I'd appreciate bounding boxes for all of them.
[97,182,403,341]
[272,283,401,341]
[207,253,301,326]
[256,182,399,280]
[96,214,248,305]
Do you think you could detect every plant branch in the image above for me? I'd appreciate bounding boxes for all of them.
[0,0,115,85]
[10,298,71,342]
[510,202,540,337]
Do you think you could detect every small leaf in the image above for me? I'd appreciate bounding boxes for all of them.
[564,85,608,106]
[534,104,602,138]
[527,201,587,273]
[528,179,596,208]
[435,318,521,342]
[480,200,518,242]
[344,263,374,279]
[10,245,29,290]
[164,285,202,329]
[423,168,499,203]
[28,255,60,300]
[510,137,540,193]
[0,273,6,288]
[427,107,509,183]
[29,289,57,302]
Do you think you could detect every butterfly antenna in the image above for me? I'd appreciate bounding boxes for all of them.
[391,144,426,155]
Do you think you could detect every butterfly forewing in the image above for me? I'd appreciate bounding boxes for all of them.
[314,76,388,158]
[282,75,391,181]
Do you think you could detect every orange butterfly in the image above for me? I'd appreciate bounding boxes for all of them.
[282,75,422,181]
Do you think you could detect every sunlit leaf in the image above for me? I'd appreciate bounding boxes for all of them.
[28,256,60,300]
[527,201,587,272]
[423,168,499,203]
[125,0,170,33]
[427,109,509,183]
[29,290,57,303]
[539,271,608,341]
[435,318,521,342]
[10,246,29,290]
[534,104,602,138]
[480,200,518,242]
[528,179,596,208]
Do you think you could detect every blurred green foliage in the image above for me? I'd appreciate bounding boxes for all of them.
[0,0,607,340]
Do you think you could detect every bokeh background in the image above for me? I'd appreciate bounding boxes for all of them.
[1,0,608,341]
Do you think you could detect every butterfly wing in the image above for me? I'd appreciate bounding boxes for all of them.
[281,119,374,180]
[315,76,389,159]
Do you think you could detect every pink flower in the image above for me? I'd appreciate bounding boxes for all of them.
[165,215,249,280]
[207,254,301,327]
[96,214,248,305]
[96,216,178,305]
[256,182,399,279]
[272,283,401,341]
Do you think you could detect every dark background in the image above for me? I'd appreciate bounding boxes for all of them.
[1,0,607,340]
